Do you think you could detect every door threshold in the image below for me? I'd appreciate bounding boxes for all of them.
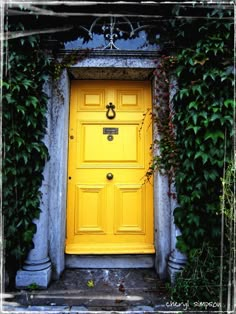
[65,254,155,269]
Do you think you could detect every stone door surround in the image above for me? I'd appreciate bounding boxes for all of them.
[16,50,186,288]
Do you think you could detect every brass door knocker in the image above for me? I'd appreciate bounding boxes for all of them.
[106,103,116,119]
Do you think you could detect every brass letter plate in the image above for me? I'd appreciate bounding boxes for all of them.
[103,127,119,135]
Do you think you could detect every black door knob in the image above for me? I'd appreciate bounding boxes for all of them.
[106,173,114,180]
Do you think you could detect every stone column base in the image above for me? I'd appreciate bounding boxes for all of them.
[167,250,187,284]
[15,265,52,289]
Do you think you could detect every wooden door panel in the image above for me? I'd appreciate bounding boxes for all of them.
[78,123,142,165]
[114,184,145,234]
[74,184,106,234]
[77,88,105,111]
[116,89,143,111]
[66,80,154,254]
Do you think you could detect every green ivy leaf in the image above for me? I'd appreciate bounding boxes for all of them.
[26,96,39,108]
[179,88,189,99]
[194,151,208,164]
[224,99,234,108]
[186,125,201,134]
[188,101,198,109]
[204,130,224,144]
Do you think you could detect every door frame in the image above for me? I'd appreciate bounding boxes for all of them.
[45,50,173,280]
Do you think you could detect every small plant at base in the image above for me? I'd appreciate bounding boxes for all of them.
[27,282,39,291]
[166,242,228,310]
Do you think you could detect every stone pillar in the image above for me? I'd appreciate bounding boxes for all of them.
[15,208,52,289]
[15,89,52,289]
[48,70,70,279]
[167,182,187,283]
[152,76,171,280]
[167,76,187,283]
[154,172,171,279]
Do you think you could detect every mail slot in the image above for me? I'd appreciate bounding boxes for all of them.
[103,127,119,135]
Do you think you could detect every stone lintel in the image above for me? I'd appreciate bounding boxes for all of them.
[64,50,157,80]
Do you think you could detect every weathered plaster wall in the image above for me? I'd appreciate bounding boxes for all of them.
[47,70,70,279]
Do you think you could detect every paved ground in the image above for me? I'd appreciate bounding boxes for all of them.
[3,268,219,313]
[2,268,180,313]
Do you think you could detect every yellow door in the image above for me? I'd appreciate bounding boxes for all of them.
[66,80,154,254]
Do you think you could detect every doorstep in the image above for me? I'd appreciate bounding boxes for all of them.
[2,268,187,313]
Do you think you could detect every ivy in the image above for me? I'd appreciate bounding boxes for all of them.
[173,11,234,253]
[152,4,234,254]
[153,4,234,307]
[2,33,50,281]
[148,3,234,307]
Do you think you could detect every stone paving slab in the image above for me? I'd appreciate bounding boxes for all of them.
[2,307,225,314]
[4,269,170,311]
[3,268,212,313]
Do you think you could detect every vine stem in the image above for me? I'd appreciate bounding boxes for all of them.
[219,128,226,312]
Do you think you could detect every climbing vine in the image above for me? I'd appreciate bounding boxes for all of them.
[153,5,234,307]
[151,4,234,253]
[2,30,50,280]
[172,8,234,254]
[150,55,178,189]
